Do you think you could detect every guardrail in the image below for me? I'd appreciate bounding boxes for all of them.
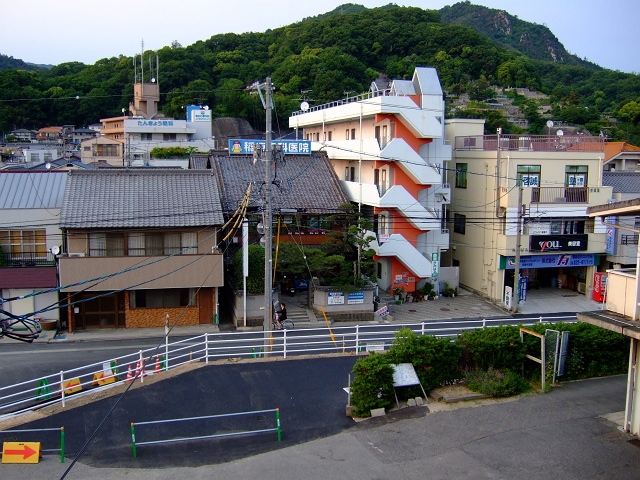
[0,426,65,463]
[0,316,576,419]
[130,408,281,457]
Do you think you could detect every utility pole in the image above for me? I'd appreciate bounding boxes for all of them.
[263,77,273,338]
[513,180,523,313]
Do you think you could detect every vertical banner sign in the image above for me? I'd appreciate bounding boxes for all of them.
[431,252,439,278]
[242,220,248,277]
[519,276,528,303]
[604,216,616,255]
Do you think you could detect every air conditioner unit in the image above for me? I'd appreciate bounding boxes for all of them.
[68,252,85,257]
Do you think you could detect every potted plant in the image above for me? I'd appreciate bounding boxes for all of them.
[393,286,404,301]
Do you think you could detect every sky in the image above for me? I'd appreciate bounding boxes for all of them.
[2,0,638,73]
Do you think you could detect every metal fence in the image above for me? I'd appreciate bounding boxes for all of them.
[0,315,576,419]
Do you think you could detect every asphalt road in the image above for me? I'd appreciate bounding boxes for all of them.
[1,356,358,471]
[1,360,639,479]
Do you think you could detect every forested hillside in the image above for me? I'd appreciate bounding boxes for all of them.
[0,3,639,144]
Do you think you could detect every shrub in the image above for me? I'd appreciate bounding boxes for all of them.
[349,353,394,417]
[524,322,628,379]
[457,325,526,372]
[465,367,530,397]
[388,328,462,394]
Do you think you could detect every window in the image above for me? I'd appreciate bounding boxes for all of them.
[565,165,588,187]
[378,215,387,235]
[351,128,356,140]
[453,214,466,235]
[130,288,196,308]
[141,133,153,141]
[89,232,125,257]
[89,231,199,256]
[0,229,46,257]
[327,131,332,141]
[163,133,177,141]
[346,129,350,140]
[95,145,119,157]
[455,163,468,188]
[517,165,541,187]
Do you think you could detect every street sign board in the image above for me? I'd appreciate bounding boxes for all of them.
[2,442,40,464]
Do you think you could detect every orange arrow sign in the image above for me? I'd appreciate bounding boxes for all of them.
[2,442,41,463]
[5,444,37,459]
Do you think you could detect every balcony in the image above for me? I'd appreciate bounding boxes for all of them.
[0,252,56,267]
[530,187,588,204]
[454,134,605,153]
[59,254,224,292]
[621,234,639,245]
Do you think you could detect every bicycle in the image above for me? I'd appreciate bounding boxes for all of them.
[272,313,294,330]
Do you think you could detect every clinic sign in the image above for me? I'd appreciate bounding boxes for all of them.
[529,234,588,252]
[228,139,312,155]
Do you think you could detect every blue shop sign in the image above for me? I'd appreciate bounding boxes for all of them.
[502,254,596,270]
[228,139,312,155]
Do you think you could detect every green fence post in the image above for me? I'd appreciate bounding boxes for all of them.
[131,423,137,458]
[60,427,65,463]
[161,355,167,371]
[111,360,119,380]
[251,348,255,358]
[36,378,51,401]
[276,408,281,442]
[213,313,219,325]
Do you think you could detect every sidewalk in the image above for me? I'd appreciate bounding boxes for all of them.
[34,286,604,344]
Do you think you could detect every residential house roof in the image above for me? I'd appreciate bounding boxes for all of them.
[602,171,640,194]
[38,126,63,134]
[60,169,224,229]
[0,171,68,209]
[211,151,350,215]
[605,141,640,161]
[28,157,92,171]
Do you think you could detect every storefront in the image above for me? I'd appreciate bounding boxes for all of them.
[500,251,600,299]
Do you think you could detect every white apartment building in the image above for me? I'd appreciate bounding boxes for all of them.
[289,67,452,294]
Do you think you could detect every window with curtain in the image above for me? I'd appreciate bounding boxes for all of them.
[0,229,46,257]
[145,233,163,256]
[89,232,125,256]
[128,232,145,256]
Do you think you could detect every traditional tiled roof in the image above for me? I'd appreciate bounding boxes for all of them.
[211,151,350,215]
[602,171,640,194]
[0,171,68,209]
[60,169,224,229]
[605,141,640,161]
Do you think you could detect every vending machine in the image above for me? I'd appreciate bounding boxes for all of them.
[593,272,608,302]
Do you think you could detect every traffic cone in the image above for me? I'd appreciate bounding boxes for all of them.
[155,356,161,373]
[125,365,133,382]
